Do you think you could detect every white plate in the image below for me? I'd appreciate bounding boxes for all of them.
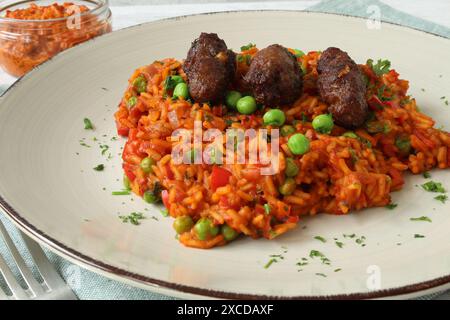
[0,11,449,299]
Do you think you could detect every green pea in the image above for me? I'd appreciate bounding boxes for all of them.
[173,82,189,100]
[221,224,239,242]
[143,190,158,204]
[140,157,155,173]
[287,133,310,155]
[164,75,184,91]
[285,158,299,177]
[279,178,296,196]
[133,76,147,93]
[123,175,131,191]
[280,125,296,137]
[225,91,242,109]
[173,216,194,234]
[312,114,334,134]
[194,218,219,240]
[263,109,286,127]
[236,96,257,115]
[293,49,305,58]
[127,96,138,108]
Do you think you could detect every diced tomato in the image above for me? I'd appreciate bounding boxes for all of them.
[219,196,229,208]
[116,122,129,137]
[211,166,232,191]
[287,216,299,224]
[123,163,136,181]
[161,190,170,208]
[130,104,143,118]
[165,164,174,180]
[368,95,384,111]
[129,128,138,141]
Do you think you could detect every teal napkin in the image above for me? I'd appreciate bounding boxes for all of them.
[0,0,449,300]
[309,0,450,38]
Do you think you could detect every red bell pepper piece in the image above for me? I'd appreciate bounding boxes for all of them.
[211,166,232,191]
[161,190,170,209]
[123,163,136,181]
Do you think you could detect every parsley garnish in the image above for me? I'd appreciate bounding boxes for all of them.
[263,203,271,215]
[434,194,448,203]
[119,212,145,225]
[100,144,109,156]
[93,164,104,171]
[414,234,425,238]
[84,118,94,130]
[240,43,255,51]
[385,203,397,210]
[366,59,391,76]
[355,236,366,246]
[421,181,446,193]
[314,236,327,243]
[315,273,327,278]
[335,241,344,248]
[264,258,277,269]
[309,250,330,265]
[410,216,432,223]
[423,171,431,179]
[112,190,131,196]
[163,75,184,91]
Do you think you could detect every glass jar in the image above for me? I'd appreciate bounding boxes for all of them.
[0,0,112,77]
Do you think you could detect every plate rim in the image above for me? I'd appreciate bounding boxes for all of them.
[0,10,449,299]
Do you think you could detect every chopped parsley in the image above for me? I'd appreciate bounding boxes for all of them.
[240,43,255,51]
[366,59,391,76]
[263,203,271,215]
[163,75,184,91]
[414,234,425,239]
[112,190,131,196]
[309,250,330,265]
[93,164,104,171]
[314,236,327,243]
[84,118,94,130]
[119,212,145,225]
[293,49,305,58]
[315,273,327,278]
[335,241,344,248]
[334,268,342,273]
[434,194,448,203]
[237,54,251,65]
[264,249,286,269]
[421,181,446,193]
[355,236,366,246]
[423,171,431,179]
[79,141,91,148]
[264,258,277,269]
[410,216,432,223]
[100,144,109,156]
[385,203,398,210]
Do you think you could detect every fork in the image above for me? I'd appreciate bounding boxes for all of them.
[0,219,77,300]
